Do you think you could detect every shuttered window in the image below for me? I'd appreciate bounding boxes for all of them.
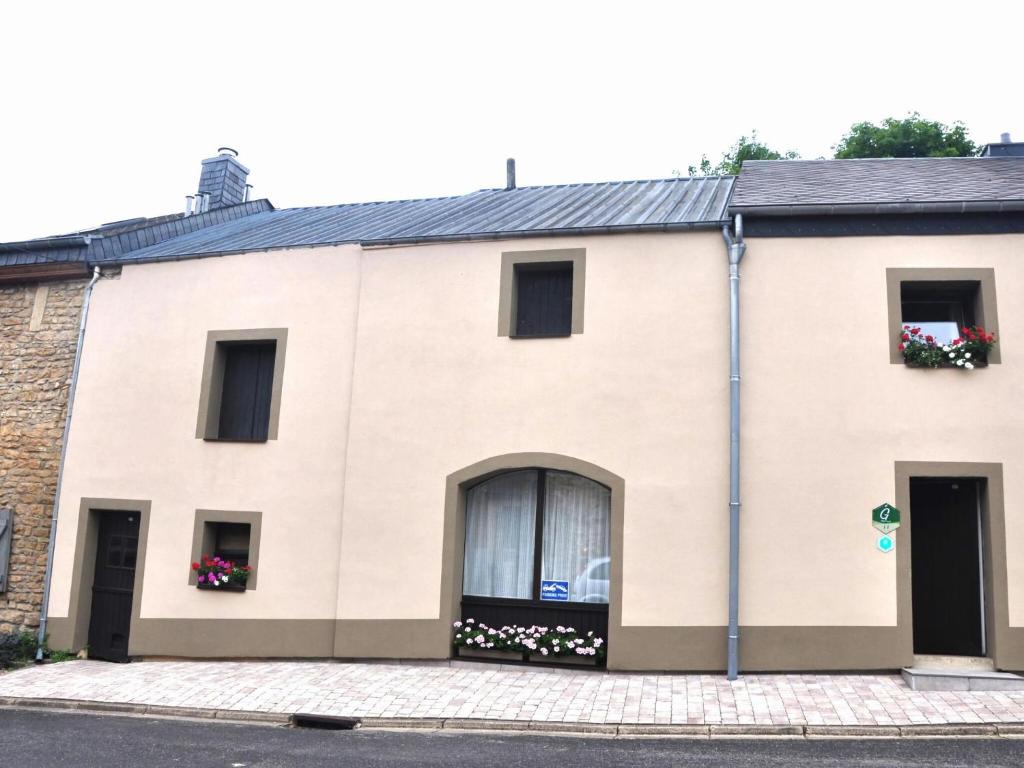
[514,262,573,337]
[218,342,276,441]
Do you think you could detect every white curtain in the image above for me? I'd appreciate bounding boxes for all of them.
[541,471,611,603]
[463,470,537,599]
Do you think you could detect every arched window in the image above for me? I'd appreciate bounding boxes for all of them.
[463,469,610,604]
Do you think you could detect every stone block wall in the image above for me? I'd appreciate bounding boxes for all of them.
[0,279,85,638]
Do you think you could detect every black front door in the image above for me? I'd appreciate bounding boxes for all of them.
[911,479,985,656]
[88,511,139,662]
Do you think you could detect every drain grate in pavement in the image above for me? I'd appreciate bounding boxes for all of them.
[289,713,362,730]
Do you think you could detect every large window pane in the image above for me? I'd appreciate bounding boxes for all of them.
[541,471,611,603]
[463,471,537,599]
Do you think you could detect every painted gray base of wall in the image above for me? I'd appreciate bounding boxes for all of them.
[610,626,912,672]
[54,617,1024,671]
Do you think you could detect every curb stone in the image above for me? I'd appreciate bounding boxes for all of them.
[527,722,619,735]
[899,724,998,736]
[616,724,709,736]
[710,724,804,737]
[360,717,445,729]
[1,698,1022,737]
[805,725,902,737]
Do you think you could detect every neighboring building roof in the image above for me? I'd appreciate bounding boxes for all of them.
[87,177,735,264]
[730,157,1024,215]
[0,200,274,270]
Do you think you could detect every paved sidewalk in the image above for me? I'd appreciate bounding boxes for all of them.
[2,660,1024,728]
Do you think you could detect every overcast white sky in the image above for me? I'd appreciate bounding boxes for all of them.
[2,1,1021,241]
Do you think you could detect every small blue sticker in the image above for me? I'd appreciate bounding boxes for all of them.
[877,534,895,553]
[540,580,570,601]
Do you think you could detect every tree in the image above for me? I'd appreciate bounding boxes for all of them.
[833,113,976,158]
[684,131,799,176]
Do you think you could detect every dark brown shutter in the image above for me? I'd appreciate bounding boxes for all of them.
[514,263,573,337]
[218,342,276,440]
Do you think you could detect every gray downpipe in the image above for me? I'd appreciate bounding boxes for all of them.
[35,265,102,661]
[722,214,745,680]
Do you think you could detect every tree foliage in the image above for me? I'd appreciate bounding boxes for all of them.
[685,131,799,176]
[833,113,976,158]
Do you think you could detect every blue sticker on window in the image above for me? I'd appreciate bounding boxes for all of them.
[540,580,569,601]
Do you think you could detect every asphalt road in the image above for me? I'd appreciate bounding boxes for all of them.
[1,709,1022,768]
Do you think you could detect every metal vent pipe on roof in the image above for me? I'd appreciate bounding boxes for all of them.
[244,184,253,203]
[506,158,516,190]
[1002,133,1013,144]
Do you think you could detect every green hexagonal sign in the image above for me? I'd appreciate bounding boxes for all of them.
[872,502,901,534]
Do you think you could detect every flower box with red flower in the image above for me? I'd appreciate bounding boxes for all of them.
[899,324,996,370]
[192,555,252,592]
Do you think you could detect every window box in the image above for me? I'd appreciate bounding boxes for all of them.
[191,553,252,590]
[527,652,599,667]
[899,324,996,370]
[456,647,524,662]
[452,619,606,665]
[196,581,247,593]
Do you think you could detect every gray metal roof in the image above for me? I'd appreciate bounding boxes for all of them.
[730,157,1024,215]
[0,200,274,269]
[93,177,734,263]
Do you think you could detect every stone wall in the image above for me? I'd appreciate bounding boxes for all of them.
[0,279,85,638]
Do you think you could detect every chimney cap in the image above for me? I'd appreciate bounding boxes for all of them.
[217,146,239,157]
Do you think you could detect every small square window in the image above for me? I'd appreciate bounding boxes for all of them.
[196,329,287,441]
[498,249,585,338]
[514,262,573,337]
[189,510,262,590]
[886,268,1000,365]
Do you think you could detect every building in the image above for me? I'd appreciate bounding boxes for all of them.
[0,151,268,644]
[4,144,1024,672]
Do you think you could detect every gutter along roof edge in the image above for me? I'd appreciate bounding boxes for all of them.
[90,219,731,265]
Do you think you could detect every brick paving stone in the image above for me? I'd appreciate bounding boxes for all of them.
[2,661,1024,726]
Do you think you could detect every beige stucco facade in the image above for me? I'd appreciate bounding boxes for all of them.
[42,227,1024,670]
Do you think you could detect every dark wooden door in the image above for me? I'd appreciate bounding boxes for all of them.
[911,479,984,656]
[88,512,139,662]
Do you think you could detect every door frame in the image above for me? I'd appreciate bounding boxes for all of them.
[895,463,1008,667]
[54,498,151,656]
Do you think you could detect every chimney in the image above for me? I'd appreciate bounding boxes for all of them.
[196,147,250,209]
[506,158,516,190]
[982,132,1024,157]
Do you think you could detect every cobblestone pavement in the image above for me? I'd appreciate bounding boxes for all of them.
[2,660,1024,726]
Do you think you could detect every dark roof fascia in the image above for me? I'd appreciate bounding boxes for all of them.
[95,219,730,266]
[0,261,90,284]
[0,235,91,253]
[742,211,1024,238]
[729,200,1024,217]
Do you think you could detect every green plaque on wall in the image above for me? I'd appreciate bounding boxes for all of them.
[872,503,901,534]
